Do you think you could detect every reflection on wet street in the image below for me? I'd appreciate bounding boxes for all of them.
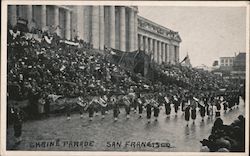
[7,99,245,152]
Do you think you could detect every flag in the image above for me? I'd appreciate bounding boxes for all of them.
[180,55,189,63]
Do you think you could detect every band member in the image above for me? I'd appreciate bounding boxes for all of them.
[111,96,119,121]
[164,94,171,117]
[184,104,191,127]
[153,99,160,121]
[137,94,143,118]
[173,95,179,116]
[76,97,86,119]
[123,95,131,119]
[181,94,187,113]
[215,97,221,118]
[87,97,97,121]
[191,105,196,124]
[99,95,107,119]
[145,98,152,123]
[128,90,136,113]
[200,104,206,121]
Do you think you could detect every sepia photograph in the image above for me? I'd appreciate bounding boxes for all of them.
[1,0,249,156]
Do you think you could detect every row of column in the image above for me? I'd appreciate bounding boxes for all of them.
[8,5,72,40]
[73,6,138,51]
[89,6,137,51]
[138,34,179,64]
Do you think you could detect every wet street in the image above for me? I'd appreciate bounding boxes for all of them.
[7,98,245,152]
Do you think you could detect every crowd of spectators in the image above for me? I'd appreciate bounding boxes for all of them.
[200,115,245,152]
[7,25,243,118]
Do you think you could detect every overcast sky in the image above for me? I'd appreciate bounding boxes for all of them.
[138,6,246,67]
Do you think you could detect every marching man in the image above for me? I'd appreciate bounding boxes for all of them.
[153,98,160,121]
[145,97,152,123]
[164,94,171,118]
[111,95,119,121]
[123,95,131,119]
[86,97,98,121]
[184,99,191,127]
[137,94,144,118]
[98,95,107,119]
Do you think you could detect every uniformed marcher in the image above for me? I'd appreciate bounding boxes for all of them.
[112,96,120,121]
[164,95,171,117]
[145,98,152,123]
[191,106,197,124]
[184,105,191,127]
[87,98,96,121]
[173,95,179,116]
[137,94,143,118]
[123,95,131,119]
[215,97,221,118]
[99,96,107,119]
[153,99,160,121]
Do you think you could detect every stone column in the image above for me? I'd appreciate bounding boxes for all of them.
[128,8,135,52]
[91,6,100,49]
[27,6,33,31]
[166,44,170,64]
[99,6,105,50]
[54,6,59,35]
[139,34,144,51]
[84,6,91,42]
[153,39,158,63]
[109,6,116,48]
[176,46,179,63]
[149,38,153,59]
[158,41,162,64]
[164,44,167,63]
[119,6,126,51]
[134,12,138,50]
[65,10,71,40]
[162,42,166,63]
[169,44,175,64]
[144,36,148,54]
[18,5,24,19]
[9,5,17,27]
[41,5,46,31]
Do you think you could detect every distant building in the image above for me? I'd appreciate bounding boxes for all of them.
[213,52,246,79]
[231,52,246,79]
[219,57,234,70]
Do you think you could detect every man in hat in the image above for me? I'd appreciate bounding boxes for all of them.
[153,99,160,121]
[137,94,144,118]
[145,97,152,123]
[111,95,119,121]
[184,103,191,127]
[123,95,131,119]
[87,97,97,121]
[98,95,107,119]
[164,94,171,118]
[173,95,179,116]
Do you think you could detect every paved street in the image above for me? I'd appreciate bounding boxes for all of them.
[7,98,245,152]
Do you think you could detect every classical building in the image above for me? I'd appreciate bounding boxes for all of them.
[8,5,181,65]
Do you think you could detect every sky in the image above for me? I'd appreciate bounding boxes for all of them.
[138,6,247,67]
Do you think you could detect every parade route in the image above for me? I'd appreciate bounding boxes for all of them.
[7,99,245,152]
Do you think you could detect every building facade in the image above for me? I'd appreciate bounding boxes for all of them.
[219,57,234,70]
[8,5,181,65]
